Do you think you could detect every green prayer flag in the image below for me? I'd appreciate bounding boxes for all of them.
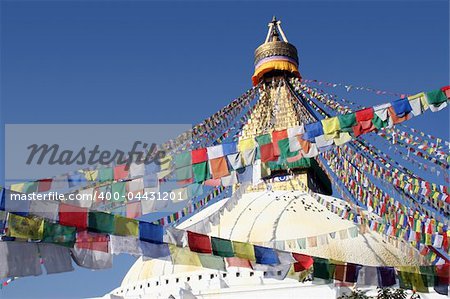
[256,134,272,146]
[426,89,447,106]
[99,167,114,182]
[23,181,38,193]
[193,162,210,182]
[232,241,255,261]
[174,152,191,168]
[372,115,389,130]
[278,138,298,159]
[398,271,413,290]
[338,113,356,131]
[43,221,76,247]
[198,253,226,271]
[419,266,435,287]
[111,182,126,201]
[313,257,335,281]
[211,237,234,257]
[114,215,139,236]
[88,211,115,234]
[175,165,193,181]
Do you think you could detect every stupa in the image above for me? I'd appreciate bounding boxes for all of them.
[101,18,424,299]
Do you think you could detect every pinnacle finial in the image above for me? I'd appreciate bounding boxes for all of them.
[271,16,277,23]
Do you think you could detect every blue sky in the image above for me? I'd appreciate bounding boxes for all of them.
[1,0,449,298]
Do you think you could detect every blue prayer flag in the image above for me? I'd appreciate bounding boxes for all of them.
[303,122,324,142]
[139,221,164,243]
[254,245,280,265]
[222,142,237,156]
[391,98,412,117]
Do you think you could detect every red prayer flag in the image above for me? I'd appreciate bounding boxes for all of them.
[355,107,374,121]
[187,231,212,254]
[191,148,208,164]
[114,164,129,181]
[225,257,253,269]
[59,203,88,229]
[75,230,109,252]
[38,178,53,192]
[272,130,288,156]
[441,86,450,99]
[292,253,313,272]
[260,143,277,162]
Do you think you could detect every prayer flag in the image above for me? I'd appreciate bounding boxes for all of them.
[225,257,253,269]
[256,134,272,146]
[187,231,212,254]
[114,215,138,236]
[313,257,335,280]
[88,211,115,234]
[59,203,88,229]
[232,241,256,261]
[43,221,76,247]
[37,179,52,193]
[292,253,313,271]
[7,213,44,240]
[111,182,126,202]
[75,230,109,252]
[99,168,114,182]
[207,145,224,159]
[169,244,202,266]
[272,130,288,156]
[426,89,448,111]
[114,164,129,181]
[140,241,170,259]
[321,117,340,139]
[139,221,163,243]
[209,157,229,179]
[198,254,226,271]
[211,237,234,257]
[227,152,244,170]
[175,165,193,181]
[260,143,277,162]
[391,98,412,117]
[303,122,324,142]
[193,162,210,182]
[238,138,256,152]
[254,245,279,265]
[377,267,396,287]
[222,142,237,155]
[191,148,208,164]
[338,113,357,132]
[174,152,192,169]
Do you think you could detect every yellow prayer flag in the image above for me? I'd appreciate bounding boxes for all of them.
[334,132,352,146]
[7,213,44,240]
[238,138,256,152]
[10,183,25,192]
[84,170,98,181]
[160,155,172,171]
[169,244,202,267]
[232,241,256,261]
[321,117,341,139]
